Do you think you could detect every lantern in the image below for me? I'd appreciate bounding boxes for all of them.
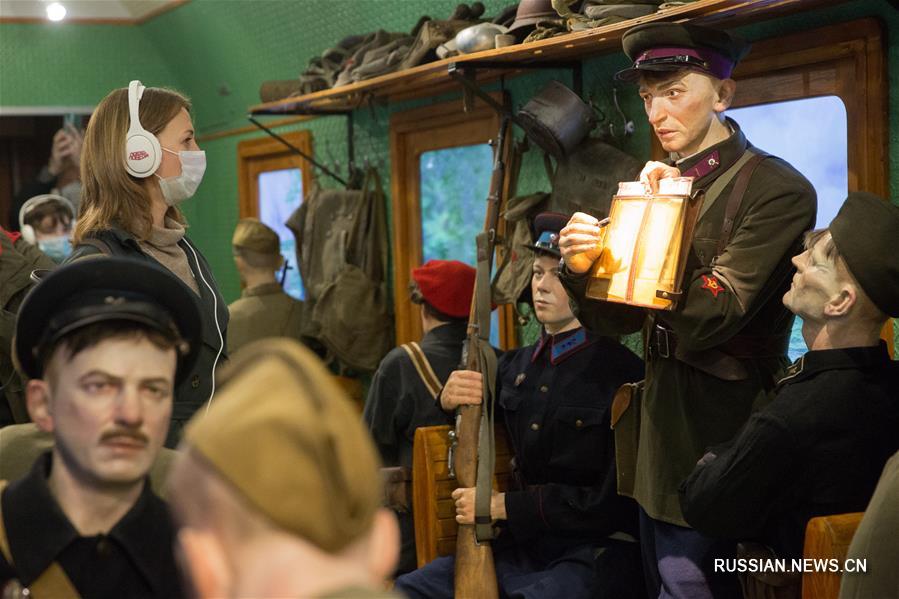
[586,178,701,310]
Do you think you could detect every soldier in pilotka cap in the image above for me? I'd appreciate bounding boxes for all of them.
[558,22,817,598]
[681,192,899,596]
[363,259,477,574]
[228,218,305,355]
[168,338,402,598]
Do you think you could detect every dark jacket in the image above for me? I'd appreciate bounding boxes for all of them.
[363,321,465,469]
[497,327,644,555]
[561,119,817,525]
[0,452,184,599]
[679,343,899,559]
[65,226,228,447]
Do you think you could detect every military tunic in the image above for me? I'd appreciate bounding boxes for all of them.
[561,119,817,526]
[227,282,305,355]
[679,343,899,559]
[840,450,899,599]
[0,453,183,599]
[396,327,646,599]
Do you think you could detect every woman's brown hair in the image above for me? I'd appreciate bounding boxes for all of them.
[75,86,190,243]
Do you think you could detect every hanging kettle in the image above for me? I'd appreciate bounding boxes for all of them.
[516,80,596,159]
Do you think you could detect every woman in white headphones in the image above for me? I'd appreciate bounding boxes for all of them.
[66,81,228,448]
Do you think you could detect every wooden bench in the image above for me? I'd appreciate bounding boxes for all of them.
[739,512,865,599]
[801,512,864,599]
[412,424,513,568]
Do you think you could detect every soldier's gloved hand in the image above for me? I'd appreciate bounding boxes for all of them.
[452,487,506,524]
[440,370,483,411]
[640,160,682,194]
[559,212,605,274]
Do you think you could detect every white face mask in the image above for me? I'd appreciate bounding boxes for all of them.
[156,148,206,207]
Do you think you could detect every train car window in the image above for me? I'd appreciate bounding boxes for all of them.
[257,167,304,300]
[730,96,849,361]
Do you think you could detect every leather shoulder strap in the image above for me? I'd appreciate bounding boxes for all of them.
[715,152,768,257]
[78,237,114,256]
[696,149,756,223]
[0,480,81,598]
[400,342,442,400]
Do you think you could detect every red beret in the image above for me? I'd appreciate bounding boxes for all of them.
[411,260,476,319]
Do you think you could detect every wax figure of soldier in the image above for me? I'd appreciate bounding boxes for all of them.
[168,338,402,598]
[363,259,477,573]
[227,218,305,355]
[557,22,817,598]
[1,258,203,598]
[680,192,899,573]
[396,213,646,599]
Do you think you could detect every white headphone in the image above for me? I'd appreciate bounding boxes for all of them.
[124,80,161,178]
[19,194,76,245]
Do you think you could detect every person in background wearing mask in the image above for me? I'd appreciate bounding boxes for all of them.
[18,194,76,263]
[64,81,228,449]
[9,123,83,227]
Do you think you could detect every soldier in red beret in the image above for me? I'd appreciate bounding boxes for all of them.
[362,259,479,574]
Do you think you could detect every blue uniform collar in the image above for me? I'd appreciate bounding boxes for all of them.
[531,327,594,365]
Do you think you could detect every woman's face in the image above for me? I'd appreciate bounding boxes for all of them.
[155,107,199,179]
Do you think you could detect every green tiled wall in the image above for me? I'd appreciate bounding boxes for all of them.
[1,0,896,349]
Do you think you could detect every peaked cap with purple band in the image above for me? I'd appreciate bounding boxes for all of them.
[616,23,751,82]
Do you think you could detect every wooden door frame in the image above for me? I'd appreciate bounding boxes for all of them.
[389,94,516,348]
[237,130,314,219]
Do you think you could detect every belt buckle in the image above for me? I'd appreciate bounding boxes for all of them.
[655,325,670,359]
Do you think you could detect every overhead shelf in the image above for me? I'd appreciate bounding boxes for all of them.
[248,0,843,116]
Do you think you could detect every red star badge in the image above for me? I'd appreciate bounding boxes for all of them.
[701,274,725,298]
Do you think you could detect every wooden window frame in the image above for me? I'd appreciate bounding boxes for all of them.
[652,17,891,355]
[389,95,516,348]
[237,130,314,219]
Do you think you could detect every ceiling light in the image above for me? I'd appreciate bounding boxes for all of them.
[46,3,67,21]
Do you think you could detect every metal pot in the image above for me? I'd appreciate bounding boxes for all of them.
[516,81,596,159]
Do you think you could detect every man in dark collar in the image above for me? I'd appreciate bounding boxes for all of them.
[1,257,203,599]
[680,192,899,564]
[558,22,817,598]
[396,213,646,599]
[363,259,477,574]
[227,218,305,355]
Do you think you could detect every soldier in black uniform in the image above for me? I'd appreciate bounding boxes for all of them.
[363,259,477,573]
[396,213,645,599]
[558,22,817,598]
[0,257,203,599]
[680,192,899,562]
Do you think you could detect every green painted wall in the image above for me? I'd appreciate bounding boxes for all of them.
[1,0,896,348]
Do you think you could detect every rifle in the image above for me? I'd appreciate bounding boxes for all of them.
[453,113,511,599]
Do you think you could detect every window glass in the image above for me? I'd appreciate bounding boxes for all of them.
[258,167,304,300]
[419,144,498,345]
[730,96,848,361]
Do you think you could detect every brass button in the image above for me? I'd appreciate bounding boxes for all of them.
[530,422,540,431]
[191,375,200,389]
[575,419,584,428]
[539,385,549,393]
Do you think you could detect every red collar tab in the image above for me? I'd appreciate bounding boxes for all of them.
[680,150,720,181]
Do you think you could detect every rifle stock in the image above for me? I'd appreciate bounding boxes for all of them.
[453,114,510,599]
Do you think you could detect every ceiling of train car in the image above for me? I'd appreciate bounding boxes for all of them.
[0,0,183,22]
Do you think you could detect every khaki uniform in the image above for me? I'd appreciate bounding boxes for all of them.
[227,282,305,354]
[562,120,817,525]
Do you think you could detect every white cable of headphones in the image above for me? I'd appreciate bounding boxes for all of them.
[183,239,224,415]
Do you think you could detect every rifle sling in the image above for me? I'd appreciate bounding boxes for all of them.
[474,233,497,542]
